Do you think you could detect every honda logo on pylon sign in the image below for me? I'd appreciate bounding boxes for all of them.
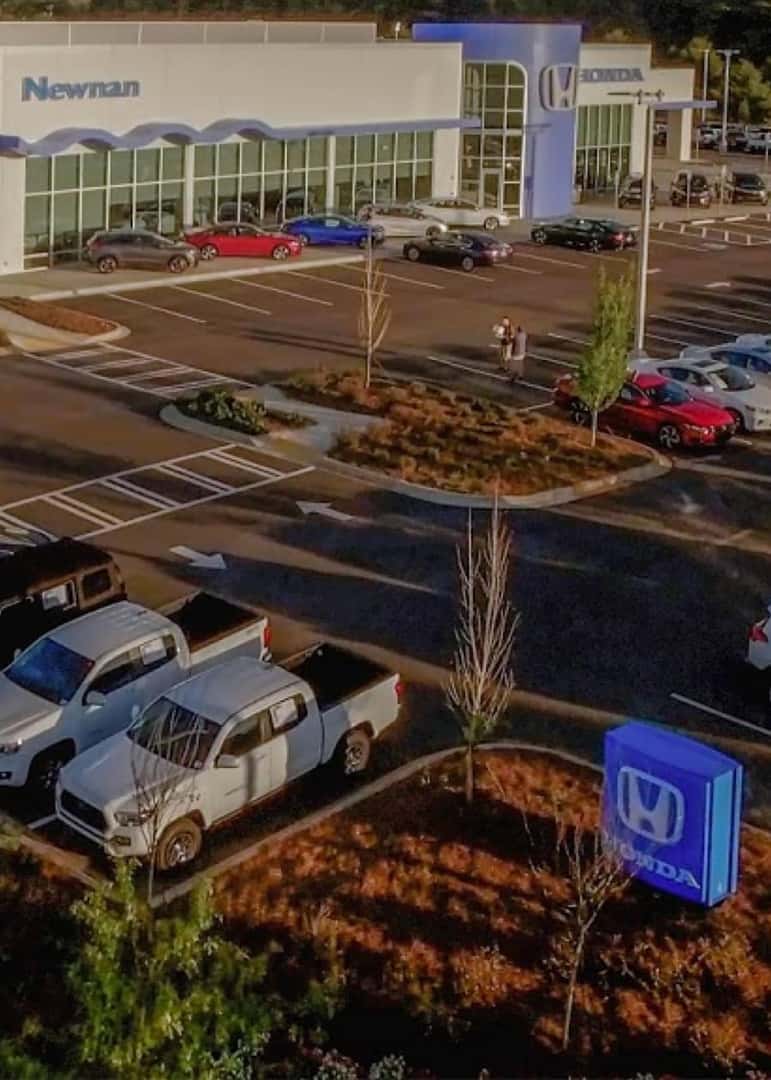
[603,722,743,907]
[540,63,578,111]
[617,767,684,846]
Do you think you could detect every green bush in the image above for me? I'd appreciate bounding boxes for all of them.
[182,389,306,436]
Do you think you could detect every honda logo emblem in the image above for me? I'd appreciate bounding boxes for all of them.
[540,63,578,111]
[617,767,685,846]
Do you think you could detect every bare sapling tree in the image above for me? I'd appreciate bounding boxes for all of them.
[358,232,391,389]
[576,267,635,447]
[552,820,633,1051]
[447,504,519,805]
[128,699,209,904]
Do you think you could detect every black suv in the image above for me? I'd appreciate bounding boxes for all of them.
[670,172,712,208]
[618,176,657,209]
[727,173,769,205]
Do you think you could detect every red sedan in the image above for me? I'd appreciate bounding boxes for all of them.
[554,371,736,450]
[184,224,302,261]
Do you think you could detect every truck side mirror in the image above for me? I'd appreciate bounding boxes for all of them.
[216,754,239,769]
[84,690,107,709]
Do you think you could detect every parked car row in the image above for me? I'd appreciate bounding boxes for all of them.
[0,539,402,870]
[668,170,768,208]
[530,217,637,252]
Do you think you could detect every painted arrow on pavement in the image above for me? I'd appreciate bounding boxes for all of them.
[297,501,355,523]
[170,545,227,570]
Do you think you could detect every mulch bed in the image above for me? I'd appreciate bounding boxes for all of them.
[0,297,115,336]
[282,371,649,496]
[216,748,771,1078]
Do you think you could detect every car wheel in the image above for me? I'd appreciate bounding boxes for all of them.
[460,255,475,272]
[570,400,590,426]
[483,216,499,231]
[588,238,601,254]
[657,424,682,450]
[727,409,745,433]
[199,244,218,260]
[168,255,190,274]
[338,728,371,776]
[272,244,291,260]
[533,229,548,245]
[156,817,202,871]
[29,744,74,795]
[358,235,374,249]
[406,246,421,262]
[96,255,117,274]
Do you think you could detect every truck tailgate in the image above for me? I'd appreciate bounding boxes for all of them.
[164,593,270,667]
[320,673,401,764]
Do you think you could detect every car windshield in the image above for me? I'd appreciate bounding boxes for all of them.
[645,382,691,406]
[5,638,93,705]
[736,175,763,188]
[128,697,219,770]
[711,366,754,391]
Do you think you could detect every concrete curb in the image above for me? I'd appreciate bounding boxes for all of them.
[150,740,600,908]
[29,253,365,302]
[161,395,671,509]
[159,402,318,464]
[0,301,130,351]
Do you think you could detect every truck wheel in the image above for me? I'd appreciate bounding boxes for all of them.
[338,728,371,776]
[156,817,202,870]
[29,743,74,794]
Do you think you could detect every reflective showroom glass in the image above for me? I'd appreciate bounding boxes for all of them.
[461,62,526,215]
[574,104,633,192]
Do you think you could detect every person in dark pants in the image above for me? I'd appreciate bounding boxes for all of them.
[494,316,514,373]
[510,324,527,382]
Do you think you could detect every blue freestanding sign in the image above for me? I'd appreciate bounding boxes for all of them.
[603,722,742,907]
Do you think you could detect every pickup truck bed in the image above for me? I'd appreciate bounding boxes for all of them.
[287,642,392,710]
[163,593,268,658]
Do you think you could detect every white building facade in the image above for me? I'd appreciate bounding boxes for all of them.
[0,21,697,275]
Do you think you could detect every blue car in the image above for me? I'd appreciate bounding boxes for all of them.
[281,214,385,248]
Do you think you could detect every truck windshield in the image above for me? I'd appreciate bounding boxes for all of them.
[5,638,93,705]
[128,697,218,770]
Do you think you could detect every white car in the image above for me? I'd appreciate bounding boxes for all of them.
[744,129,771,154]
[357,202,448,238]
[650,356,771,433]
[410,197,510,231]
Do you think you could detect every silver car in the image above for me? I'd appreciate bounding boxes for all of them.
[357,202,448,238]
[410,197,511,231]
[85,230,199,274]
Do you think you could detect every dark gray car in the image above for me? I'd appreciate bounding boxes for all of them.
[85,230,199,274]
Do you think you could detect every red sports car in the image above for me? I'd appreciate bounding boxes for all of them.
[554,371,736,450]
[184,224,302,261]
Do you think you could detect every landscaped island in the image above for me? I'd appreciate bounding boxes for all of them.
[284,370,649,495]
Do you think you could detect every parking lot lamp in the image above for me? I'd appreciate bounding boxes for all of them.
[717,49,740,154]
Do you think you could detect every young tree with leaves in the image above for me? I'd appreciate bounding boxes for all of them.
[447,504,519,806]
[358,233,391,389]
[576,268,635,447]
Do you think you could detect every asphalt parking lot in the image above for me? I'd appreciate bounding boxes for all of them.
[2,216,771,873]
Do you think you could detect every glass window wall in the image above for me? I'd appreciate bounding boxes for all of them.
[332,130,433,213]
[574,104,633,193]
[461,62,526,216]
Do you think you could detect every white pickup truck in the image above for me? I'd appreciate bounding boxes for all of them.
[56,643,402,870]
[0,593,270,792]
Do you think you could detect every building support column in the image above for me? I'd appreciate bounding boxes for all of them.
[325,135,336,210]
[0,158,27,275]
[182,143,195,227]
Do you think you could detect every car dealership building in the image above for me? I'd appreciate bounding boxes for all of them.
[0,18,695,273]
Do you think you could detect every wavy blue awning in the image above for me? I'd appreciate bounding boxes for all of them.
[0,115,480,157]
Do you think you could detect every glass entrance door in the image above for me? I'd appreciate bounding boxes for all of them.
[482,169,502,210]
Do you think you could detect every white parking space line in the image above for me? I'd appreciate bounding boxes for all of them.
[548,331,588,346]
[647,268,662,275]
[428,353,551,393]
[352,263,445,290]
[0,510,53,537]
[158,378,232,395]
[515,250,587,269]
[81,356,157,374]
[676,301,764,324]
[706,281,731,289]
[678,461,771,485]
[670,693,770,738]
[157,463,234,494]
[100,477,178,510]
[531,351,579,370]
[207,448,281,478]
[414,264,495,283]
[287,270,367,294]
[519,401,553,412]
[645,331,693,347]
[29,814,57,831]
[120,367,190,383]
[231,277,334,306]
[498,264,543,276]
[107,292,207,324]
[722,293,771,312]
[649,313,733,336]
[173,286,271,316]
[44,492,122,527]
[649,236,708,252]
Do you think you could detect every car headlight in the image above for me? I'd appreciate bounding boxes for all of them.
[114,808,153,827]
[0,741,21,755]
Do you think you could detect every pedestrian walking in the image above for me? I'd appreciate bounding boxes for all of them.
[510,324,527,382]
[493,316,514,373]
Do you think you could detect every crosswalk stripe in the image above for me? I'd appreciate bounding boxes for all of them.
[44,493,123,527]
[100,477,179,510]
[206,449,282,478]
[156,463,234,494]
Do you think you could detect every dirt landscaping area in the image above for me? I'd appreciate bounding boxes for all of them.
[0,296,116,336]
[216,748,771,1079]
[283,371,649,495]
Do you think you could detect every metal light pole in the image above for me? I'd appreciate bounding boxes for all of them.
[717,49,739,154]
[702,49,711,123]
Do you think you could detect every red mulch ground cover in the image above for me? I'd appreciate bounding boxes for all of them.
[216,749,771,1079]
[0,296,115,336]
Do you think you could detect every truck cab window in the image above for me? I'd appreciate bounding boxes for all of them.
[220,710,271,758]
[139,634,177,674]
[41,581,75,611]
[88,649,142,696]
[270,694,307,734]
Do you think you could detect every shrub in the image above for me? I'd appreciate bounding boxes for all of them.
[182,389,305,436]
